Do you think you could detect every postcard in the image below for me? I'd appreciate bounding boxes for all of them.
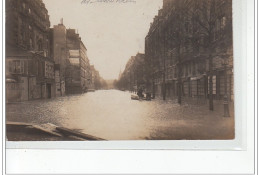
[5,0,242,150]
[4,0,257,174]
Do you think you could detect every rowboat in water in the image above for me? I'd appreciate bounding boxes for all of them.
[131,95,140,100]
[131,94,151,101]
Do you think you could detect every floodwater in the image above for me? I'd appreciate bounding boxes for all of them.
[6,90,234,140]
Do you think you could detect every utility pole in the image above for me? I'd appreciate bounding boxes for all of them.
[208,52,214,111]
[163,29,166,100]
[223,58,230,117]
[208,1,216,111]
[60,48,63,96]
[152,73,155,99]
[155,15,160,100]
[158,12,166,100]
[177,44,182,105]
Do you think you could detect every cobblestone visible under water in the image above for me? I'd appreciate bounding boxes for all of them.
[6,90,234,140]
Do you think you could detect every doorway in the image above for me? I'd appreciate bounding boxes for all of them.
[47,84,51,99]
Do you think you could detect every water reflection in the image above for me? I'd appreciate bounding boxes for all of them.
[6,90,234,140]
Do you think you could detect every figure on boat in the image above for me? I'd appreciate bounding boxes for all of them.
[137,87,144,98]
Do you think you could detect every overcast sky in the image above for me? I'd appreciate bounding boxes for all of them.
[43,0,162,80]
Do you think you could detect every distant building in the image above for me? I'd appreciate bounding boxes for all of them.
[90,65,103,90]
[117,53,145,92]
[90,65,96,90]
[6,0,55,102]
[66,29,90,94]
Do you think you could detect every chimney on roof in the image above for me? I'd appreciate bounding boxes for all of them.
[60,18,63,25]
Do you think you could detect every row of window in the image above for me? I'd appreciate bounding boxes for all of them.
[152,61,206,83]
[7,59,54,79]
[8,60,24,74]
[21,1,47,21]
[18,17,49,56]
[182,62,206,77]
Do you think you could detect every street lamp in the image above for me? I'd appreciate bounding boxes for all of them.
[222,57,230,117]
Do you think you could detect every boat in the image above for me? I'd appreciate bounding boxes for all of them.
[131,95,139,100]
[87,89,95,92]
[131,94,151,101]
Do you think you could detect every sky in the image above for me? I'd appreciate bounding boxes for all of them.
[43,0,163,80]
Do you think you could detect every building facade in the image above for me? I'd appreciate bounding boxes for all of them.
[144,0,233,102]
[6,0,55,102]
[66,29,91,94]
[117,53,145,92]
[90,65,107,90]
[50,23,92,95]
[90,65,96,90]
[50,22,67,96]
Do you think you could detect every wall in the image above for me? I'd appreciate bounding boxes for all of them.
[6,82,22,102]
[28,77,41,100]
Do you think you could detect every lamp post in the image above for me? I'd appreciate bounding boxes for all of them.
[163,33,166,101]
[223,57,230,117]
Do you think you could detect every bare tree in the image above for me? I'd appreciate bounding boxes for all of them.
[166,0,185,105]
[191,0,218,110]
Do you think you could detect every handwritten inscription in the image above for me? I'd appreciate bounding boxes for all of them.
[81,0,136,5]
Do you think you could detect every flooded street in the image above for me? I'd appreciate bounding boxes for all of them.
[6,90,234,140]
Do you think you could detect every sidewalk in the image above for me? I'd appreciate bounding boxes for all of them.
[146,97,234,140]
[154,96,234,118]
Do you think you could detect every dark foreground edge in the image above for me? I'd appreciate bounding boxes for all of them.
[6,121,106,141]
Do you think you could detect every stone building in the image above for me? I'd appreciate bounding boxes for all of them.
[65,29,91,94]
[6,0,55,102]
[49,21,67,96]
[90,65,107,90]
[50,22,92,94]
[145,0,233,102]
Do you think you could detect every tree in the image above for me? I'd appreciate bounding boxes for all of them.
[166,0,185,104]
[192,0,219,111]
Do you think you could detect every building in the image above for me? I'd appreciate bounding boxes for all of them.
[66,29,91,94]
[90,65,106,90]
[50,22,92,94]
[144,0,233,102]
[6,0,55,102]
[117,53,145,92]
[50,21,67,96]
[133,53,146,90]
[90,65,96,90]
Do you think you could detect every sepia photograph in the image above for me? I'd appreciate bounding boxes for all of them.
[5,0,234,141]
